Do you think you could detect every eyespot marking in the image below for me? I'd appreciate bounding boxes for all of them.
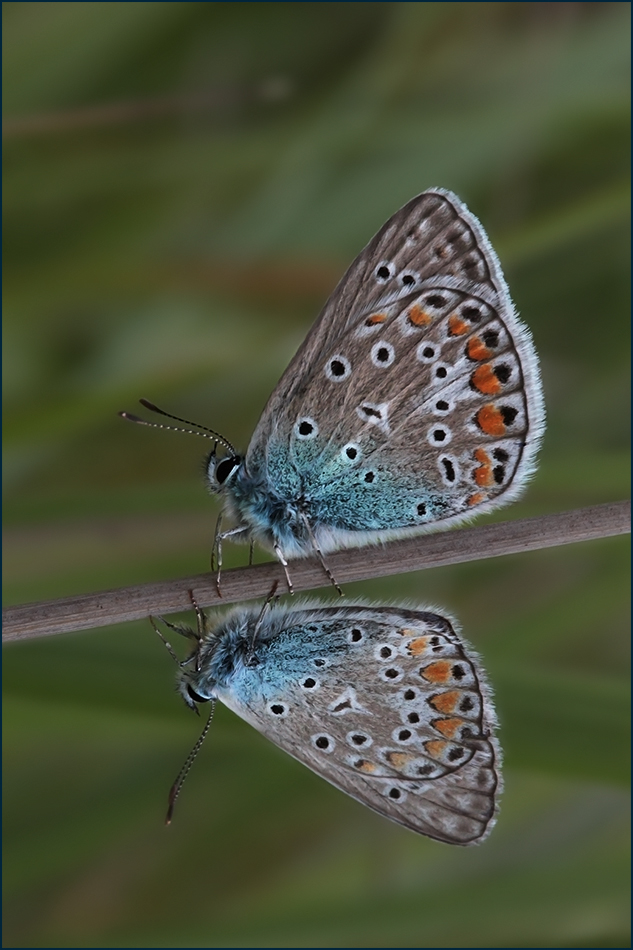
[311,733,335,753]
[294,417,318,440]
[467,336,494,361]
[475,404,506,436]
[375,262,394,282]
[341,442,361,462]
[347,731,373,748]
[428,426,452,446]
[440,456,457,483]
[473,447,493,487]
[354,758,377,773]
[371,341,395,367]
[471,363,501,395]
[417,343,440,363]
[407,303,432,327]
[448,313,469,336]
[325,355,351,381]
[380,666,404,683]
[462,304,483,323]
[364,312,387,326]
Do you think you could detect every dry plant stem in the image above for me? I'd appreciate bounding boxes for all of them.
[2,501,629,644]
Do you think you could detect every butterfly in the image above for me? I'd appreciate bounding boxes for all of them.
[159,595,501,846]
[123,188,545,590]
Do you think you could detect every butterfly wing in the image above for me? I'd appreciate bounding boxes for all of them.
[245,189,544,545]
[214,604,501,846]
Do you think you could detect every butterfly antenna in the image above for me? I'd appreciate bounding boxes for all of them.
[165,702,215,826]
[119,398,236,455]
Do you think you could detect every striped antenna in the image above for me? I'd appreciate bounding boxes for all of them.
[119,398,236,455]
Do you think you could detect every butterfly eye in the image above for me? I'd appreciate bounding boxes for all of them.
[215,456,241,485]
[186,684,210,704]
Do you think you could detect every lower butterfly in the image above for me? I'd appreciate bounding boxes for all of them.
[158,595,501,846]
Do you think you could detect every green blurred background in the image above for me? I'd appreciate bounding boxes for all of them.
[3,3,630,947]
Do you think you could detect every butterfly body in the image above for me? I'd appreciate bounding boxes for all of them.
[209,188,545,565]
[178,601,501,845]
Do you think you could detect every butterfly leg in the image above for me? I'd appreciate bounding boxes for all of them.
[213,520,251,596]
[300,513,343,596]
[246,581,279,664]
[273,543,294,595]
[211,513,223,574]
[188,590,205,638]
[188,589,206,671]
[149,616,181,663]
[149,608,201,667]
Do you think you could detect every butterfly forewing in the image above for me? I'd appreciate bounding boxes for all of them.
[250,189,500,432]
[246,189,544,546]
[211,604,500,846]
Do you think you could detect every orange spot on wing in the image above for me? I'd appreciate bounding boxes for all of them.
[467,337,493,361]
[420,660,452,683]
[476,404,506,436]
[471,363,501,395]
[473,447,493,487]
[473,469,493,488]
[365,312,387,325]
[448,314,469,336]
[467,492,486,506]
[433,717,465,739]
[424,739,448,759]
[356,760,376,773]
[386,751,416,769]
[407,637,429,656]
[399,627,416,637]
[429,691,460,714]
[408,304,432,326]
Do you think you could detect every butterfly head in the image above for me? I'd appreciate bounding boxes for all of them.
[179,678,214,712]
[206,450,243,494]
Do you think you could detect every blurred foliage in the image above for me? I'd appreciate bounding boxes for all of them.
[3,2,630,948]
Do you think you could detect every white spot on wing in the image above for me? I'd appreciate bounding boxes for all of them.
[356,401,390,433]
[328,687,372,716]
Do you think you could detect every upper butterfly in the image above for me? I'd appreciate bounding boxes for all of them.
[124,189,545,586]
